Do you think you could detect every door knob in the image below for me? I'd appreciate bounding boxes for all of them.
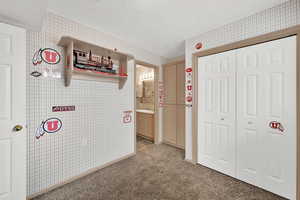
[13,125,23,132]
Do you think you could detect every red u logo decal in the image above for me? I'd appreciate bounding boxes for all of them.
[43,118,62,133]
[44,51,58,63]
[47,121,59,131]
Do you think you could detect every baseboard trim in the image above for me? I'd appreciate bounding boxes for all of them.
[26,152,136,200]
[184,158,196,165]
[162,140,185,150]
[137,134,154,142]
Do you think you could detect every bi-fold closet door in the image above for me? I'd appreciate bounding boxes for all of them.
[197,36,296,200]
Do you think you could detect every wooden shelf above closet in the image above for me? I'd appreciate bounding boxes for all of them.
[58,36,134,89]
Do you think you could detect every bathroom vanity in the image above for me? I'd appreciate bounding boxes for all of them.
[136,110,154,141]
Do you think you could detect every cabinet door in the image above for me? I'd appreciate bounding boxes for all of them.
[163,104,177,144]
[236,36,296,200]
[176,105,185,148]
[136,112,142,134]
[164,65,177,104]
[144,114,154,140]
[176,62,185,105]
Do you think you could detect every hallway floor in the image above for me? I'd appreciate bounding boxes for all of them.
[32,137,285,200]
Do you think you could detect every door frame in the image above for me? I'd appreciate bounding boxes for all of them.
[135,60,160,144]
[192,25,300,199]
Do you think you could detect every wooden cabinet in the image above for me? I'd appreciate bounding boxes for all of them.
[176,105,185,148]
[136,112,154,141]
[163,65,177,104]
[163,105,177,144]
[163,61,185,149]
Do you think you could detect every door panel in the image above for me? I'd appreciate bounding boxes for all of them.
[0,140,11,197]
[237,36,296,199]
[198,50,236,177]
[0,65,11,120]
[164,65,177,104]
[0,23,26,200]
[163,61,185,148]
[144,114,154,140]
[163,105,177,144]
[176,105,185,148]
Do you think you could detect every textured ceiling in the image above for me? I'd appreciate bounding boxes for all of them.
[48,0,288,58]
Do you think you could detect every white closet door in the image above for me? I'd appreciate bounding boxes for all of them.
[197,50,236,177]
[237,36,296,199]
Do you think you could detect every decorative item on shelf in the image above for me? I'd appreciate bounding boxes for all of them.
[73,49,117,74]
[58,36,133,88]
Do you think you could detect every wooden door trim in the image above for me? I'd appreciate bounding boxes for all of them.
[192,24,300,200]
[135,60,159,144]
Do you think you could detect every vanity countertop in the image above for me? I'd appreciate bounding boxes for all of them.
[136,109,155,114]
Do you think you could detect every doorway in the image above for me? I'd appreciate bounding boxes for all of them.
[135,61,159,144]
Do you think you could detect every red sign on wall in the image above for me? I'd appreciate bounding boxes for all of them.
[158,81,164,107]
[186,67,193,105]
[123,111,133,124]
[32,48,61,66]
[52,106,75,112]
[36,117,63,139]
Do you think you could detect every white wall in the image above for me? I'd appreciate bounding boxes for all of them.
[184,0,300,161]
[26,12,165,196]
[0,0,47,30]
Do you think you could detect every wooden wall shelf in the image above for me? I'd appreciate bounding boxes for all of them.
[58,36,134,89]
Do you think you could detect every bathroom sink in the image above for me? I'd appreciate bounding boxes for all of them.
[136,109,154,114]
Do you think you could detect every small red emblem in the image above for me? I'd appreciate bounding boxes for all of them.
[195,42,203,50]
[186,68,192,73]
[123,111,132,124]
[269,121,284,132]
[43,118,62,133]
[186,96,193,102]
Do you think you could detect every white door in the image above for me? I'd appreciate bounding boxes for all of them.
[197,50,236,177]
[237,36,296,199]
[0,23,26,200]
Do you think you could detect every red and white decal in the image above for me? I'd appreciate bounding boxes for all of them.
[158,81,164,107]
[195,42,203,50]
[32,48,61,65]
[43,118,62,133]
[269,121,284,132]
[123,111,133,124]
[186,67,193,105]
[52,106,75,112]
[41,48,61,65]
[36,117,63,139]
